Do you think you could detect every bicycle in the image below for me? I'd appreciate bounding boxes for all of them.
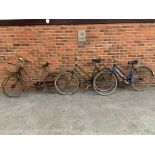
[93,58,154,95]
[55,57,105,95]
[2,58,57,97]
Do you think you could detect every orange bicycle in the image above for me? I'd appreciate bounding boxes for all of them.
[2,58,57,97]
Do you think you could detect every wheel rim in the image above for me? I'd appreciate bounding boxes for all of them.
[94,71,117,95]
[55,72,79,95]
[45,74,55,91]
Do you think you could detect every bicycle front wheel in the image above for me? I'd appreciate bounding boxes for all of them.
[2,77,7,90]
[93,70,118,95]
[3,75,25,97]
[131,66,153,91]
[55,71,80,95]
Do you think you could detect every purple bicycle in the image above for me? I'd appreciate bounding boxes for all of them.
[93,58,154,95]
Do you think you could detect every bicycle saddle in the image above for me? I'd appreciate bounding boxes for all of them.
[42,62,49,67]
[128,60,138,65]
[92,58,101,63]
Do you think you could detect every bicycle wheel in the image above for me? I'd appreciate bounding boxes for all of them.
[3,75,25,97]
[93,70,118,95]
[131,66,153,91]
[44,73,55,92]
[55,71,80,95]
[2,77,7,90]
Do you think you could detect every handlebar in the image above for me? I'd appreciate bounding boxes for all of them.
[7,58,32,68]
[18,58,32,63]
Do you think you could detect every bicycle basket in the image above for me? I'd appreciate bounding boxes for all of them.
[5,63,19,74]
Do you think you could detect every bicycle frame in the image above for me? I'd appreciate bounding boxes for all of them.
[112,64,137,83]
[73,63,100,84]
[15,65,50,87]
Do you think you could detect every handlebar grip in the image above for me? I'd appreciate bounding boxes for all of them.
[25,59,32,63]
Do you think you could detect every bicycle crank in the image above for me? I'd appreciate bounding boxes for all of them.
[86,83,92,91]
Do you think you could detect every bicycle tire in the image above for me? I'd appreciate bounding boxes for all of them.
[93,69,118,95]
[131,66,153,91]
[44,73,56,92]
[55,71,80,95]
[3,75,25,97]
[2,77,8,90]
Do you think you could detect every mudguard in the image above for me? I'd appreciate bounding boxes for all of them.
[136,66,154,77]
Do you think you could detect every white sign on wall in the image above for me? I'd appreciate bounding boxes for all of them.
[78,30,86,42]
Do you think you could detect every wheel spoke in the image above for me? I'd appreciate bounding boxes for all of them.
[55,71,79,95]
[45,74,55,92]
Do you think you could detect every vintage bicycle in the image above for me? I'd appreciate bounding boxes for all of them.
[2,58,57,97]
[93,58,154,95]
[55,57,106,95]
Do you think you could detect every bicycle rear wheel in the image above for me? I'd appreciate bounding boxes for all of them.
[131,66,153,91]
[55,71,80,95]
[93,70,118,95]
[3,75,25,97]
[44,73,56,92]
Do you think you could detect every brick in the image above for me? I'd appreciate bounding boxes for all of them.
[0,23,155,86]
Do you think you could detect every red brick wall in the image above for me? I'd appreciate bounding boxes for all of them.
[0,23,155,86]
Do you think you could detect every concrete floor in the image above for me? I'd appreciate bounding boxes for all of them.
[0,87,155,135]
